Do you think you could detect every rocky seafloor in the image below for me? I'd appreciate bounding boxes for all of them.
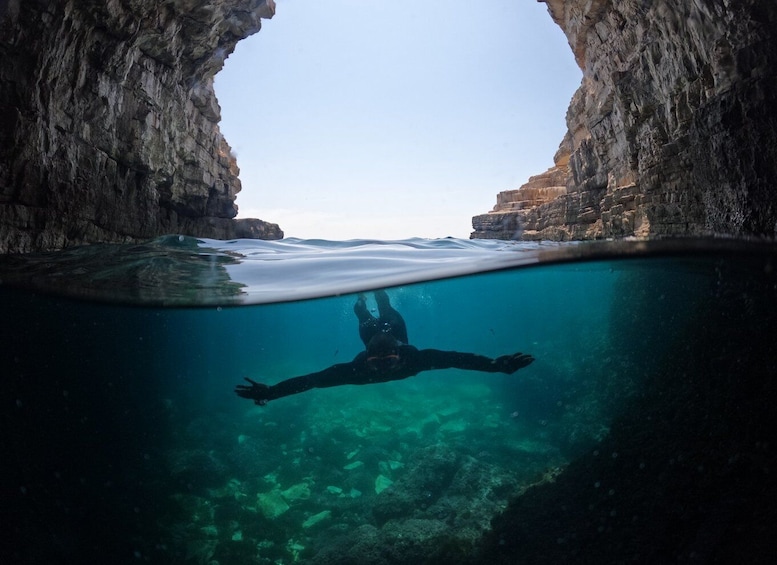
[157,372,609,565]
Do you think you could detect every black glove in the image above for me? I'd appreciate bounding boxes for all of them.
[494,352,535,374]
[235,377,272,405]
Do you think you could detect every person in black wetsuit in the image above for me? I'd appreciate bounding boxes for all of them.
[235,290,534,405]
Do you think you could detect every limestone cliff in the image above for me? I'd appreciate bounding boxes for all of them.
[473,0,777,240]
[0,0,281,253]
[3,1,776,250]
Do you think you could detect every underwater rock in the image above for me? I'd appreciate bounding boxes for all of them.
[447,455,521,500]
[343,460,364,470]
[474,264,777,563]
[287,539,307,562]
[401,444,459,499]
[168,449,228,491]
[378,459,404,475]
[310,524,381,565]
[227,434,282,477]
[372,444,459,523]
[374,474,393,494]
[281,482,311,502]
[372,486,416,525]
[302,510,332,529]
[382,518,449,544]
[184,539,218,564]
[255,490,290,519]
[310,519,456,565]
[208,477,245,500]
[438,419,469,434]
[355,445,394,470]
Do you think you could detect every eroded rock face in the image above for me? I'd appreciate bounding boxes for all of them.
[473,0,777,240]
[2,1,775,249]
[0,0,281,252]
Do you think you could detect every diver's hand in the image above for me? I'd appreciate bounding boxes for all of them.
[235,378,272,405]
[494,353,535,374]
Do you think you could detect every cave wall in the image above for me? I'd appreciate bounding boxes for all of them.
[0,0,281,253]
[473,0,777,240]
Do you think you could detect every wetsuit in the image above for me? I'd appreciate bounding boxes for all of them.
[239,344,534,403]
[235,291,534,405]
[354,289,408,346]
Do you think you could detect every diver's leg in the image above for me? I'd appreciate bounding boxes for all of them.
[374,290,409,344]
[354,293,380,347]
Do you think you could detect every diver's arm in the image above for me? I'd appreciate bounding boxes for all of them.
[412,349,534,374]
[235,361,364,405]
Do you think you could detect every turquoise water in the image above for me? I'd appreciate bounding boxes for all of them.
[2,237,777,564]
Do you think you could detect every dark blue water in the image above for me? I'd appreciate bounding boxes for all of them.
[2,237,776,564]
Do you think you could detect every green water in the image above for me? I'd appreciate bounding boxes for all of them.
[2,250,776,564]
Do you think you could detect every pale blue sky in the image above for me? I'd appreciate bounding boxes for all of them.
[215,0,581,240]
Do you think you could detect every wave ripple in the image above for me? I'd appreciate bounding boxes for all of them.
[1,235,768,306]
[0,236,566,306]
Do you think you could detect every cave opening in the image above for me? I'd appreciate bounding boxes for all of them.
[214,0,581,240]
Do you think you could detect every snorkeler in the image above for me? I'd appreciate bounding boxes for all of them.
[235,290,534,405]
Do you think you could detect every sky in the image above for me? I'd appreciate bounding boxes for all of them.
[214,0,581,240]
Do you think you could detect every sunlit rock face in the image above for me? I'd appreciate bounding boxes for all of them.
[0,0,281,252]
[473,0,777,241]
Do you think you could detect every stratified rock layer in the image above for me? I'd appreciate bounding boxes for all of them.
[0,0,281,252]
[2,1,776,250]
[473,0,777,240]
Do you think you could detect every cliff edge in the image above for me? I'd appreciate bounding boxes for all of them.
[473,0,777,240]
[2,0,776,250]
[0,0,282,253]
